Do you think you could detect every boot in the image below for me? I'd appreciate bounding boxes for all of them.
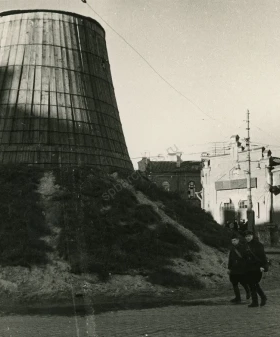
[248,290,258,308]
[230,285,241,304]
[248,302,259,307]
[230,297,241,304]
[260,296,267,307]
[256,284,267,307]
[246,291,251,300]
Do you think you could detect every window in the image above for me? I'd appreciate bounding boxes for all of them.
[239,200,248,209]
[162,181,170,191]
[224,203,233,209]
[223,199,234,209]
[188,181,195,199]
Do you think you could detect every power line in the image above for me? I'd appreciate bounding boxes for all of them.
[84,3,214,118]
[84,1,280,148]
[251,122,280,144]
[84,0,244,137]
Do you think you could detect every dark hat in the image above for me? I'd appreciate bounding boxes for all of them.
[231,233,239,239]
[244,230,253,236]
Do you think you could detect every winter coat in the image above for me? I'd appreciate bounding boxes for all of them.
[228,244,247,274]
[244,239,268,272]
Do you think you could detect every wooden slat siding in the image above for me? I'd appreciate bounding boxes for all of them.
[33,104,40,144]
[0,20,8,50]
[0,47,11,89]
[50,70,58,136]
[53,51,69,145]
[0,106,7,144]
[75,19,92,137]
[10,19,21,73]
[3,17,13,51]
[79,20,90,75]
[52,13,60,47]
[69,21,78,54]
[36,22,43,67]
[2,106,12,143]
[0,105,5,138]
[10,47,25,145]
[39,107,48,145]
[0,146,4,162]
[41,66,48,106]
[21,46,30,94]
[62,18,77,152]
[0,11,133,170]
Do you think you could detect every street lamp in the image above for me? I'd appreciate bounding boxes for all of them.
[228,164,241,178]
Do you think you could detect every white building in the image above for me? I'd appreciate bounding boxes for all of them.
[201,135,279,227]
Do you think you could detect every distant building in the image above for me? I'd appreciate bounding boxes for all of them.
[270,160,280,225]
[201,135,280,228]
[138,156,202,203]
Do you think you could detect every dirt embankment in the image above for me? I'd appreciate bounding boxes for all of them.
[0,171,228,305]
[0,169,278,308]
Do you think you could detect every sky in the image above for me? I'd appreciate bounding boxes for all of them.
[1,0,280,168]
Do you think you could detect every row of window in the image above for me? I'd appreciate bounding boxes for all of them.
[162,181,196,199]
[223,200,260,218]
[224,200,247,209]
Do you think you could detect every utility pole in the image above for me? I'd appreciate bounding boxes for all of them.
[246,109,255,233]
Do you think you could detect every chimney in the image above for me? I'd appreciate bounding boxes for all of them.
[230,135,240,161]
[138,157,150,172]
[176,154,182,167]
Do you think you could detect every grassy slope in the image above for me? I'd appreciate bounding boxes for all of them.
[0,165,232,290]
[0,165,51,267]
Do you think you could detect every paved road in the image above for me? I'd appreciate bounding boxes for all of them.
[94,290,280,337]
[0,290,280,336]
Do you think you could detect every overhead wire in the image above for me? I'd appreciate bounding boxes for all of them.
[251,122,280,144]
[83,0,247,139]
[83,1,280,158]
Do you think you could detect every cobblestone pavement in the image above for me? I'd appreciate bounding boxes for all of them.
[0,290,280,336]
[94,289,280,337]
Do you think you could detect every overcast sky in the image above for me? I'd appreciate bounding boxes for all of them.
[1,0,280,167]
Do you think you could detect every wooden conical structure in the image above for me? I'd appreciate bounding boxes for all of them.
[0,10,133,171]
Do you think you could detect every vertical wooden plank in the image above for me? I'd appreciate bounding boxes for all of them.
[41,66,49,105]
[18,15,27,45]
[10,65,21,90]
[0,11,132,170]
[2,19,13,48]
[33,66,41,105]
[15,45,24,66]
[0,22,5,50]
[58,105,66,120]
[59,15,66,49]
[0,46,10,70]
[39,102,48,145]
[55,67,63,95]
[10,15,21,46]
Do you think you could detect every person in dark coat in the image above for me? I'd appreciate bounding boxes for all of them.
[244,230,268,307]
[228,233,251,303]
[239,219,248,234]
[228,221,235,231]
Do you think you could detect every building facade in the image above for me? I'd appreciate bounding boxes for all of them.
[201,135,280,227]
[138,157,202,203]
